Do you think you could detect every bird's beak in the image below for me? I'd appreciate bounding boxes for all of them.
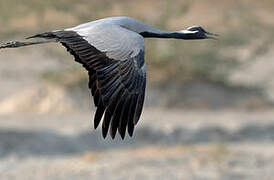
[205,31,219,40]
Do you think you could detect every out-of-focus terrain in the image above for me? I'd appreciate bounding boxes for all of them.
[1,111,274,179]
[0,0,274,179]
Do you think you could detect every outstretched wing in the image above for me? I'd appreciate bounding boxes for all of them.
[35,24,146,139]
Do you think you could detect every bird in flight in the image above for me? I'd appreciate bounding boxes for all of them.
[0,16,218,139]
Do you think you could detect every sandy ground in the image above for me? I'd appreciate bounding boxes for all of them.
[0,109,274,180]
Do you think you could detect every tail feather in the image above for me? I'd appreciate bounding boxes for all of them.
[0,32,58,50]
[1,40,56,49]
[0,40,54,49]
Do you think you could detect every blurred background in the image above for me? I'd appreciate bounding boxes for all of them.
[0,0,274,179]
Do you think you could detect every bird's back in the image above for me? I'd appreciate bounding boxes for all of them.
[67,16,157,35]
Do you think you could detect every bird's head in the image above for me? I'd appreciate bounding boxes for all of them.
[181,26,218,40]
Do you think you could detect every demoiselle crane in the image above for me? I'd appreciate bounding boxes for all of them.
[0,16,218,139]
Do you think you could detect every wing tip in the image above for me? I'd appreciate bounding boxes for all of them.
[102,133,108,139]
[128,126,135,137]
[110,132,116,139]
[119,131,126,140]
[94,122,99,129]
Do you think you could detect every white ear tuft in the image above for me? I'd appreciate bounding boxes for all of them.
[179,30,198,34]
[186,25,200,30]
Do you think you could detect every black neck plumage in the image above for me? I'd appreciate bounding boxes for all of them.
[140,31,200,40]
